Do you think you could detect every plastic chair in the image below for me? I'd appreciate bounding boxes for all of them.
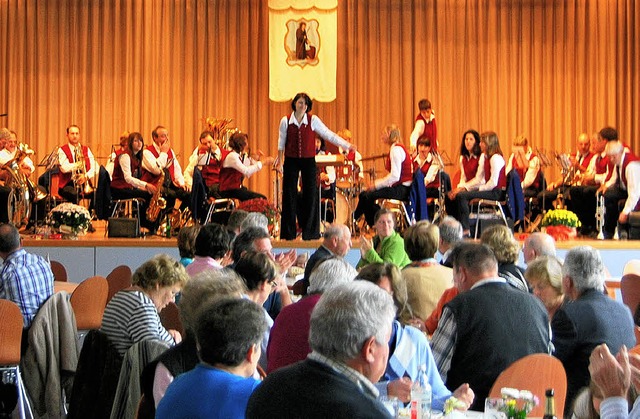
[621,274,640,316]
[159,301,184,338]
[106,265,133,303]
[70,276,109,332]
[488,353,567,417]
[0,300,34,419]
[50,260,68,282]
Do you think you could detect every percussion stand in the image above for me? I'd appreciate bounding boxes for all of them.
[431,151,447,224]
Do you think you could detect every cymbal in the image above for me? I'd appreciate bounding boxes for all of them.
[360,153,387,162]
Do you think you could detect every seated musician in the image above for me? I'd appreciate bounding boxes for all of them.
[413,138,442,199]
[570,129,613,236]
[0,131,35,175]
[0,130,39,225]
[446,130,484,221]
[599,138,640,239]
[353,124,412,228]
[104,131,130,180]
[219,132,273,202]
[110,132,157,227]
[538,133,594,212]
[452,131,507,237]
[505,134,542,198]
[57,124,97,206]
[183,131,222,198]
[141,125,190,210]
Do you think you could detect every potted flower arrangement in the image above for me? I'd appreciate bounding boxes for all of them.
[541,208,581,241]
[499,387,539,419]
[46,203,91,239]
[238,198,280,237]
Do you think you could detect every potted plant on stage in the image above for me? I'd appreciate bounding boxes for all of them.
[46,203,91,239]
[541,208,581,241]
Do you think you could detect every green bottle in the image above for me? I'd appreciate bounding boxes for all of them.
[543,388,557,419]
[165,214,171,238]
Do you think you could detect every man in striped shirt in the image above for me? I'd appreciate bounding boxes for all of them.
[0,223,54,328]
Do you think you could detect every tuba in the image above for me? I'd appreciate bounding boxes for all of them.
[72,146,94,195]
[146,170,167,222]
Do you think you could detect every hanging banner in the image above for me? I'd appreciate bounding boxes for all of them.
[268,0,338,102]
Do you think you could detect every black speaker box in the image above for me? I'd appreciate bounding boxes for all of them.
[108,217,139,238]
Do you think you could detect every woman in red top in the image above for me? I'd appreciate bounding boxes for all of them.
[446,130,484,221]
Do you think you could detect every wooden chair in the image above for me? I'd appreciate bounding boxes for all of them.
[488,353,567,417]
[50,260,68,282]
[0,300,34,418]
[106,265,133,303]
[70,276,109,332]
[621,273,640,316]
[159,301,184,337]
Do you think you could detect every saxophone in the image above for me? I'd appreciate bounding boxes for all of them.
[146,170,167,222]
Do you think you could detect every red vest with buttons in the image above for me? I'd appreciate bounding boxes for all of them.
[285,114,316,158]
[111,150,140,190]
[513,152,541,190]
[484,154,507,189]
[462,155,480,183]
[618,152,640,190]
[384,143,413,186]
[219,150,245,191]
[200,153,222,187]
[413,155,440,188]
[415,113,438,151]
[59,144,92,188]
[141,145,176,184]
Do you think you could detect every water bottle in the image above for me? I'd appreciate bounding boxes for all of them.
[410,364,431,419]
[165,214,172,238]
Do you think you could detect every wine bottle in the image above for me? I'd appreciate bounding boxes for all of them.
[542,388,557,419]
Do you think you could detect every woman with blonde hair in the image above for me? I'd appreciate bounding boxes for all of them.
[525,255,565,319]
[480,224,528,292]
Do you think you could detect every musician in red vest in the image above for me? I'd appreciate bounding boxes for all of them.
[413,137,442,200]
[219,132,272,202]
[452,131,507,237]
[111,132,157,198]
[353,124,413,228]
[539,133,594,212]
[570,129,614,236]
[141,125,190,209]
[57,124,97,205]
[409,98,438,153]
[599,136,640,239]
[446,130,484,221]
[505,134,542,199]
[276,92,355,241]
[183,131,222,198]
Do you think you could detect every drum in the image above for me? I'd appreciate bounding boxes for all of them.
[335,162,354,189]
[335,189,359,226]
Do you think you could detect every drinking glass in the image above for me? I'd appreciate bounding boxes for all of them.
[484,397,507,419]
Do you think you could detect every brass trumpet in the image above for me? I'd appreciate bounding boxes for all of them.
[596,192,605,240]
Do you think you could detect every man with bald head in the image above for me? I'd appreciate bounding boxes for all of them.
[431,242,550,411]
[522,232,556,265]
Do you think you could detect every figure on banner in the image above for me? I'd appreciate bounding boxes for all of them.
[296,22,308,60]
[287,20,319,65]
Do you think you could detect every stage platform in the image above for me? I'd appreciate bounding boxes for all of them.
[22,221,640,285]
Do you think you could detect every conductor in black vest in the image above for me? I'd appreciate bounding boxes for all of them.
[430,242,551,411]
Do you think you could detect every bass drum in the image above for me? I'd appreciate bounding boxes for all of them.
[335,189,358,226]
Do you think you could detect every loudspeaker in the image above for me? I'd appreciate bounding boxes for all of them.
[108,217,139,238]
[628,212,640,240]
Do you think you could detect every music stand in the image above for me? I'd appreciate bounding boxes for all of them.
[36,147,61,229]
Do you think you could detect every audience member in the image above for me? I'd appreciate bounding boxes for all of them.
[0,223,53,328]
[480,224,528,291]
[226,209,248,236]
[247,281,396,418]
[522,232,557,265]
[185,223,230,276]
[156,298,267,419]
[240,212,269,233]
[267,258,356,373]
[298,224,352,295]
[403,221,454,323]
[553,246,636,415]
[356,263,413,325]
[588,343,640,419]
[231,226,294,319]
[177,225,201,267]
[437,216,463,267]
[356,263,474,411]
[148,269,246,407]
[524,255,565,320]
[234,250,279,370]
[101,254,188,356]
[431,242,551,411]
[357,208,410,269]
